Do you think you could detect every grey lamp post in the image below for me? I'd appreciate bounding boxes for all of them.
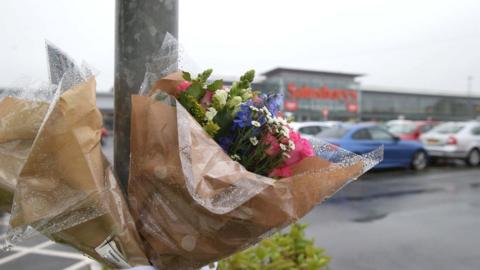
[114,0,178,192]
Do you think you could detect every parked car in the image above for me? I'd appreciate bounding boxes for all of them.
[317,123,428,170]
[419,121,480,166]
[290,121,342,140]
[386,120,438,141]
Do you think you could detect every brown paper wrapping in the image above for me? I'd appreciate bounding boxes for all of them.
[0,97,48,212]
[128,74,369,269]
[9,79,148,268]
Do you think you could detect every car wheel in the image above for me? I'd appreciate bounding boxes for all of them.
[466,149,480,166]
[411,151,428,171]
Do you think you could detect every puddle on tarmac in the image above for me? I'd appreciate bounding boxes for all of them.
[470,182,480,189]
[352,213,389,223]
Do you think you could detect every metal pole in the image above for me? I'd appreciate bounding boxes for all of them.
[114,0,178,192]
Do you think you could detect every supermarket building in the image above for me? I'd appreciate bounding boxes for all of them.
[260,68,480,122]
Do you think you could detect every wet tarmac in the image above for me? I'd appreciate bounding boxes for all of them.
[302,165,480,270]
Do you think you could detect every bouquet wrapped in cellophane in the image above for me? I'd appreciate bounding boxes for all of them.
[0,84,53,212]
[4,46,149,269]
[127,35,383,269]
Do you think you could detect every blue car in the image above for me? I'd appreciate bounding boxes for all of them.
[317,124,428,170]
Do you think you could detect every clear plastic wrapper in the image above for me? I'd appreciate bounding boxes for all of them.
[0,77,57,213]
[128,36,383,268]
[5,46,149,268]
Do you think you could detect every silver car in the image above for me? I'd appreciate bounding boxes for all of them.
[290,121,342,140]
[419,121,480,166]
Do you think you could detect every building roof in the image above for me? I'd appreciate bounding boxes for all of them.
[362,85,480,98]
[262,67,365,78]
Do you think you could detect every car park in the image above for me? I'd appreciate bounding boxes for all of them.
[317,123,428,170]
[419,121,480,166]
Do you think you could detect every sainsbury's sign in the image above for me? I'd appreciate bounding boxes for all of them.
[287,83,358,112]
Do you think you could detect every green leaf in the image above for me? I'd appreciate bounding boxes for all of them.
[182,71,192,81]
[198,69,213,83]
[207,79,223,91]
[187,82,204,100]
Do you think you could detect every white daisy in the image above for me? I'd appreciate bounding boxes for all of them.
[288,140,296,150]
[249,106,259,112]
[251,120,261,127]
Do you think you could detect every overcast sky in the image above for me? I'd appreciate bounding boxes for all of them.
[1,0,479,95]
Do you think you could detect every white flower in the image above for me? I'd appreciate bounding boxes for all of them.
[280,126,290,137]
[249,106,259,112]
[288,140,296,150]
[280,143,287,151]
[249,137,259,146]
[205,107,217,121]
[261,106,272,116]
[267,116,275,124]
[213,89,228,108]
[278,117,288,126]
[251,120,261,127]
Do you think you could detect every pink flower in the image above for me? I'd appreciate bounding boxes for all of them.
[284,130,314,166]
[200,91,214,107]
[176,81,192,92]
[269,166,293,178]
[264,133,280,156]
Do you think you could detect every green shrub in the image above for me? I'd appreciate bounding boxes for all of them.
[216,223,331,270]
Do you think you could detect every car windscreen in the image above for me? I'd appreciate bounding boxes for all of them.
[432,122,465,134]
[317,127,349,139]
[388,123,416,134]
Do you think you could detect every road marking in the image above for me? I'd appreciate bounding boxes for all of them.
[63,259,98,270]
[0,241,53,265]
[0,240,97,270]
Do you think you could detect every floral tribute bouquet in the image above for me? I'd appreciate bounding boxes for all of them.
[171,68,314,178]
[127,35,383,270]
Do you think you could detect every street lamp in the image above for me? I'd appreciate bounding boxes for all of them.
[114,0,178,192]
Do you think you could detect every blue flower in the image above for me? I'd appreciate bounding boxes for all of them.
[265,94,283,116]
[233,102,253,129]
[218,136,234,151]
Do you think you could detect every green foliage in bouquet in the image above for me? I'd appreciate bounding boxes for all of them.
[177,69,256,138]
[216,224,331,270]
